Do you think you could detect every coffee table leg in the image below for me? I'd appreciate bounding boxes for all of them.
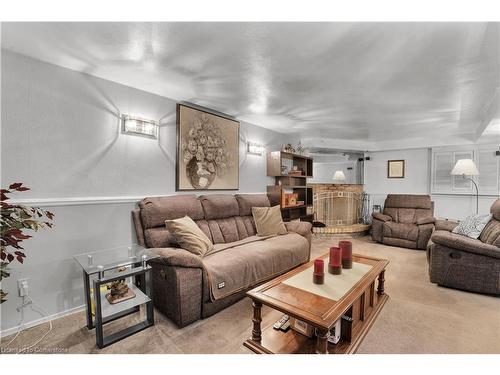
[251,300,262,342]
[377,270,385,295]
[315,328,329,354]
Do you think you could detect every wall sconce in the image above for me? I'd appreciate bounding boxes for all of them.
[247,141,264,156]
[121,115,158,139]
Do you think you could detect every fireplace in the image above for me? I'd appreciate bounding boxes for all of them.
[309,184,371,235]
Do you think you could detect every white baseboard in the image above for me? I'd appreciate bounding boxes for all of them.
[0,305,85,337]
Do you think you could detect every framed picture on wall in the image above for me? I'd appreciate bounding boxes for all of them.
[176,103,240,191]
[387,160,405,178]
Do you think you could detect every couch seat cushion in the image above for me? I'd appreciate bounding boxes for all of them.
[202,233,309,301]
[383,221,418,241]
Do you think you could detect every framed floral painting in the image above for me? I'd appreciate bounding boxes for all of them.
[176,104,240,190]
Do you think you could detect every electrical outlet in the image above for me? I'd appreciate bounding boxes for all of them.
[17,278,30,297]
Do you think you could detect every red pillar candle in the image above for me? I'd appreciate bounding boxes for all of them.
[328,246,342,275]
[313,259,325,284]
[339,241,353,269]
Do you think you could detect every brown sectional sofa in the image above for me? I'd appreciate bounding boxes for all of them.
[371,194,435,250]
[427,199,500,295]
[132,193,312,327]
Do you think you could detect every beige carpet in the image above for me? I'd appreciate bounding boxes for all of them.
[1,235,499,354]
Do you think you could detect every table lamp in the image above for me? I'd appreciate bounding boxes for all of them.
[333,170,346,182]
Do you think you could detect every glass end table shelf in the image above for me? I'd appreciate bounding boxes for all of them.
[74,244,159,348]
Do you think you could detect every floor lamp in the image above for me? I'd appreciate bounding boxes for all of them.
[451,159,480,214]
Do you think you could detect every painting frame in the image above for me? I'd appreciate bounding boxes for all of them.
[176,103,240,191]
[387,160,405,179]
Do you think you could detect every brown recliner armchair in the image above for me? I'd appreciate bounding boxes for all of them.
[427,199,500,295]
[371,194,435,250]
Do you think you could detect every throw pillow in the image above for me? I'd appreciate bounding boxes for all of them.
[165,215,214,257]
[252,205,287,236]
[452,213,493,239]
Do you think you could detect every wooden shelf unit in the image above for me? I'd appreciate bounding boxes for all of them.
[266,151,313,223]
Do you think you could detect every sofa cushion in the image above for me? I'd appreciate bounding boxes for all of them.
[144,227,179,248]
[166,216,214,256]
[207,217,240,244]
[452,213,492,239]
[139,195,204,229]
[199,194,239,220]
[479,219,500,247]
[383,221,418,241]
[235,194,270,216]
[234,216,257,239]
[372,212,392,222]
[384,194,432,209]
[396,208,417,224]
[252,205,287,236]
[203,233,310,300]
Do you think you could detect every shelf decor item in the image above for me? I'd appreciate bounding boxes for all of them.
[296,140,305,155]
[106,280,136,304]
[105,266,135,304]
[267,151,314,223]
[339,241,353,269]
[283,143,296,154]
[313,259,325,284]
[176,103,239,190]
[328,246,342,275]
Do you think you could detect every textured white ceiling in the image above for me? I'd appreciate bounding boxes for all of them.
[2,22,499,150]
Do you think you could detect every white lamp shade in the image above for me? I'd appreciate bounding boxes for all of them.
[333,170,346,181]
[451,159,479,176]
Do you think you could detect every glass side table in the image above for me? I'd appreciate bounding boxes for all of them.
[74,244,158,348]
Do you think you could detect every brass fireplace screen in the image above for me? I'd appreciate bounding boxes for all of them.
[312,189,370,226]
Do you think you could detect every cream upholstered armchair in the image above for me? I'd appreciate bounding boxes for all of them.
[371,194,435,250]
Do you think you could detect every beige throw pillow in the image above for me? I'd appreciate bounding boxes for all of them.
[165,216,214,257]
[252,205,287,236]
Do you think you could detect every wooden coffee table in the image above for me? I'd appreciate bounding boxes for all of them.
[243,253,389,354]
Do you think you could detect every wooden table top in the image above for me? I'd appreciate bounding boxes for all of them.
[246,253,389,330]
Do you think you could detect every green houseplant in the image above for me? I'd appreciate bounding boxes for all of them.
[1,183,54,303]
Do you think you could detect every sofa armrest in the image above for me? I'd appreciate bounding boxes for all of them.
[417,223,434,250]
[416,216,436,225]
[435,219,459,232]
[431,230,500,259]
[373,212,392,222]
[285,221,312,237]
[148,247,204,268]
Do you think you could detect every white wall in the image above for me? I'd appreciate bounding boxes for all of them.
[310,162,358,184]
[0,51,290,332]
[364,148,498,220]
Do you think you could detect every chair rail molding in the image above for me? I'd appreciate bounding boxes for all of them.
[9,192,269,207]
